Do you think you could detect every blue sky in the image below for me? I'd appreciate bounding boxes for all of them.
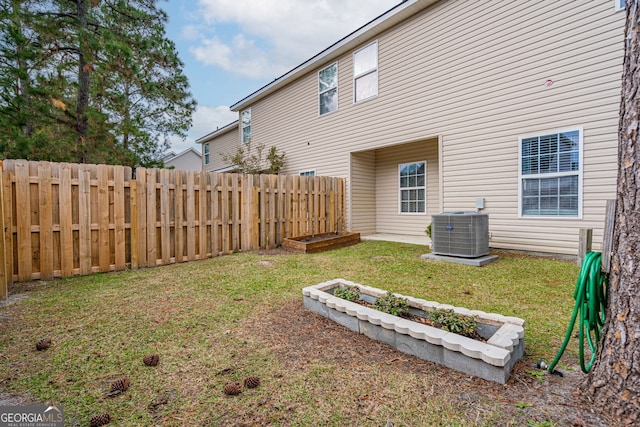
[160,0,399,154]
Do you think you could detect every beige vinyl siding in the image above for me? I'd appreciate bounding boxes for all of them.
[240,0,623,255]
[350,151,376,234]
[374,139,439,236]
[164,150,201,172]
[203,126,240,172]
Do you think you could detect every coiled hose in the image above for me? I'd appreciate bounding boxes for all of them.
[548,251,608,374]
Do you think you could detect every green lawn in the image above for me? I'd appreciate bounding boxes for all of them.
[0,241,586,426]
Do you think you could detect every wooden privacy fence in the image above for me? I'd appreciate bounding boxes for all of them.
[0,160,346,295]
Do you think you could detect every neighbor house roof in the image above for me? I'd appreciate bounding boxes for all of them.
[163,147,201,161]
[229,0,438,112]
[196,120,239,144]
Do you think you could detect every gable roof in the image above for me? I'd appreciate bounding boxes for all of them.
[230,0,438,112]
[195,120,239,144]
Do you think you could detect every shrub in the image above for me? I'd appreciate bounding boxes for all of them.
[373,293,410,317]
[333,286,360,302]
[429,308,478,337]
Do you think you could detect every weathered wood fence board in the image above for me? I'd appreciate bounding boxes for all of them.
[0,160,346,287]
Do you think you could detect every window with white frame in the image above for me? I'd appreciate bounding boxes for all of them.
[299,170,316,177]
[519,129,582,217]
[353,41,378,103]
[319,63,338,115]
[241,108,251,143]
[399,161,426,214]
[615,0,625,11]
[204,143,210,165]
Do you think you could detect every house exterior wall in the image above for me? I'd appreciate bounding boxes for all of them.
[203,126,240,172]
[164,149,202,172]
[226,0,624,255]
[350,150,376,234]
[374,138,439,236]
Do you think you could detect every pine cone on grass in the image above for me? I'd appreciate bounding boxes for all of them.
[143,354,159,366]
[36,338,51,351]
[89,412,111,427]
[106,377,130,397]
[223,382,243,396]
[244,376,260,389]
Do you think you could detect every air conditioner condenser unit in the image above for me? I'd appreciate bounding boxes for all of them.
[431,212,489,258]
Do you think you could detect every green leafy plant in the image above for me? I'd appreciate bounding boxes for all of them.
[424,223,432,239]
[514,402,533,409]
[222,141,286,174]
[525,370,545,383]
[333,286,360,302]
[429,308,478,337]
[373,293,410,316]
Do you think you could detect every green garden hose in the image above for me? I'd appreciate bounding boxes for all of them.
[548,251,608,374]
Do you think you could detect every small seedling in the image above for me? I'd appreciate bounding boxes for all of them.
[525,370,545,383]
[514,402,533,409]
[333,286,360,302]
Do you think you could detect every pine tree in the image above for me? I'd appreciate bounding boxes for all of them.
[0,0,195,166]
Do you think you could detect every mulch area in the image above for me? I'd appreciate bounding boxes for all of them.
[239,299,616,426]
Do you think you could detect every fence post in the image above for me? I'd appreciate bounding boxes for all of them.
[578,228,593,266]
[0,164,7,298]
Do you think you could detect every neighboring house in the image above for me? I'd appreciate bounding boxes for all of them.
[162,148,202,171]
[197,120,240,172]
[197,0,626,256]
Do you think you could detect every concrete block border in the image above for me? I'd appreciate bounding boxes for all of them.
[302,278,525,384]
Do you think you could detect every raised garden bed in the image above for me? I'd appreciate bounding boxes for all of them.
[302,279,525,384]
[282,232,360,254]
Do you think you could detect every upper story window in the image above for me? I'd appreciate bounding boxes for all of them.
[299,170,316,177]
[319,63,338,115]
[203,143,210,165]
[353,41,378,103]
[241,108,251,143]
[519,129,582,218]
[399,161,426,214]
[615,0,625,11]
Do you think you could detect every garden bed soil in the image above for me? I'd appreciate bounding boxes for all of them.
[282,232,360,253]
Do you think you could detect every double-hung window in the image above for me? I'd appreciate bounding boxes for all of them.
[353,41,378,103]
[615,0,625,11]
[399,161,426,214]
[519,129,582,217]
[241,108,251,143]
[319,63,338,115]
[203,143,210,165]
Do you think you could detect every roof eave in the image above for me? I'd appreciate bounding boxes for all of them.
[229,0,437,112]
[195,120,239,144]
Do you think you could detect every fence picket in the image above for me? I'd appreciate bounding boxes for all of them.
[114,166,126,270]
[1,169,13,285]
[59,164,73,277]
[174,170,184,262]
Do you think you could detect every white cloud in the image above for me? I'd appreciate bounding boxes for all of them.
[190,34,286,79]
[189,0,399,79]
[167,105,238,153]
